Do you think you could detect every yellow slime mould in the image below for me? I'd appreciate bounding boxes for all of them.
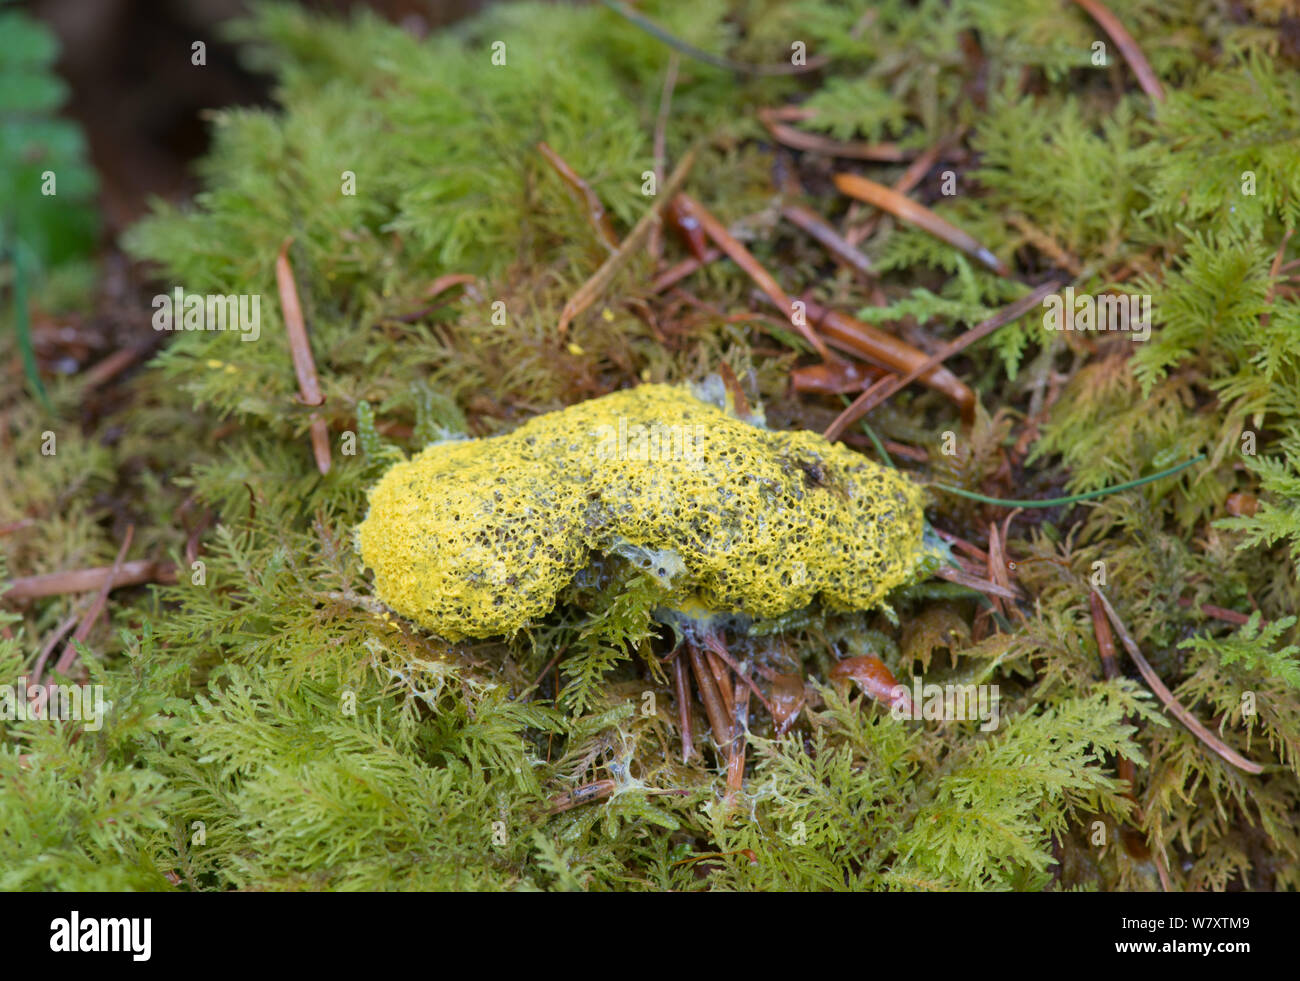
[357,383,926,640]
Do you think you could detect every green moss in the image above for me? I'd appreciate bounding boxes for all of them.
[3,0,1299,892]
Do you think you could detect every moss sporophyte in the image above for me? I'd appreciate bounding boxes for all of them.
[357,382,932,645]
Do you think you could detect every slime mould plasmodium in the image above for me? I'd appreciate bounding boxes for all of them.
[357,382,931,641]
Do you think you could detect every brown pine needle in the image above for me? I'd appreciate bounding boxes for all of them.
[758,108,910,161]
[791,358,882,395]
[1092,589,1264,775]
[801,297,975,419]
[780,203,874,280]
[845,131,961,247]
[309,413,332,475]
[52,524,134,680]
[31,610,82,687]
[4,558,176,601]
[932,564,1021,601]
[275,238,324,407]
[823,280,1061,441]
[674,191,831,360]
[1091,590,1142,802]
[1070,0,1165,104]
[727,668,751,795]
[687,642,733,752]
[700,630,776,717]
[674,652,696,763]
[423,273,478,300]
[536,141,620,251]
[833,172,1009,276]
[557,149,696,336]
[648,52,680,262]
[276,237,331,475]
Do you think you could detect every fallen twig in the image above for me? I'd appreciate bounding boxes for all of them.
[823,281,1061,441]
[557,149,696,336]
[537,141,620,251]
[1092,588,1263,775]
[603,1,829,76]
[648,52,680,262]
[780,203,874,280]
[4,558,176,601]
[791,358,881,394]
[933,564,1021,601]
[833,172,1009,276]
[649,248,723,293]
[674,191,832,360]
[801,297,975,419]
[1070,0,1165,104]
[52,525,134,679]
[758,108,909,161]
[845,132,960,247]
[276,238,331,475]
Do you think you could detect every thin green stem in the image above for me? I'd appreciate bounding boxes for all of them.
[599,1,823,76]
[928,454,1206,508]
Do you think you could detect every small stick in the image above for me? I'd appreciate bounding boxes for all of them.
[648,52,680,262]
[687,642,733,754]
[674,649,695,762]
[519,645,568,700]
[716,361,751,418]
[780,203,874,280]
[1091,591,1154,859]
[706,650,735,718]
[1090,590,1138,787]
[649,248,723,293]
[3,559,176,600]
[81,343,153,390]
[276,238,331,474]
[1261,228,1295,328]
[31,609,82,686]
[276,238,324,408]
[801,297,975,419]
[52,525,133,679]
[824,280,1062,441]
[1175,597,1252,627]
[557,149,696,335]
[727,665,752,794]
[602,1,829,76]
[758,108,909,161]
[423,273,478,300]
[833,173,1009,276]
[1070,0,1165,103]
[845,133,958,247]
[547,779,616,814]
[675,192,831,360]
[791,359,882,395]
[536,141,620,251]
[699,630,776,717]
[1092,589,1263,775]
[932,527,990,563]
[932,564,1021,601]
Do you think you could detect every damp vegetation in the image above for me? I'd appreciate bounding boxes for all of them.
[2,0,1300,891]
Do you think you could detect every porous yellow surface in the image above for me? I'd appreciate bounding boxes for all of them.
[357,384,925,639]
